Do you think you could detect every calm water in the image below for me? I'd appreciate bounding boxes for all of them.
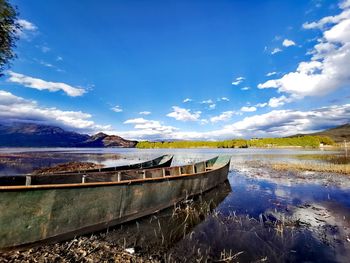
[1,148,350,262]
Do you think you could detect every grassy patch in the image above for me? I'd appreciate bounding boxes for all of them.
[271,162,350,175]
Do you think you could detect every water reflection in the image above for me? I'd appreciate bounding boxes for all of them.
[104,181,232,253]
[1,148,350,262]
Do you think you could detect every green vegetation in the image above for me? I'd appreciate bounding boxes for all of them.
[0,0,20,75]
[136,136,334,149]
[310,123,350,143]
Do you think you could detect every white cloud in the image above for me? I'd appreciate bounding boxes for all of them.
[167,106,201,121]
[16,19,37,38]
[210,111,236,123]
[201,99,213,104]
[200,119,209,125]
[271,48,282,55]
[232,76,245,85]
[209,103,216,109]
[123,118,178,139]
[17,19,37,31]
[220,97,230,101]
[266,72,277,77]
[56,56,63,61]
[7,71,86,97]
[268,95,292,107]
[37,60,54,68]
[40,46,50,53]
[109,103,350,141]
[111,105,123,113]
[223,103,350,138]
[340,0,350,9]
[282,39,296,47]
[256,102,268,108]
[183,98,192,103]
[303,7,350,29]
[139,111,151,115]
[0,90,110,133]
[241,86,250,91]
[241,106,257,112]
[259,4,350,99]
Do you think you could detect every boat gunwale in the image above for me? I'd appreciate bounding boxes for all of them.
[30,154,174,175]
[0,156,231,191]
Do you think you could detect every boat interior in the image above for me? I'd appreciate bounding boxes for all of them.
[0,156,223,187]
[50,154,173,174]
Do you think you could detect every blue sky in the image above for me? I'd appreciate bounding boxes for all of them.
[1,0,350,140]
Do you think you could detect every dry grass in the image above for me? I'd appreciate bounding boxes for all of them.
[271,162,350,175]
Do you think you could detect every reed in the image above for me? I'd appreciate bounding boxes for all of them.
[271,162,350,174]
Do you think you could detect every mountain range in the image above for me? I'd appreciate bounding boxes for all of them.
[0,123,137,147]
[0,122,349,147]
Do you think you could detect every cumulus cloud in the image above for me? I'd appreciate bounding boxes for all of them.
[259,2,350,99]
[126,103,350,141]
[167,106,201,121]
[7,71,86,97]
[268,95,293,107]
[210,111,236,123]
[106,103,350,141]
[0,90,110,133]
[232,76,245,85]
[223,103,350,138]
[139,111,151,115]
[123,118,178,140]
[241,86,250,91]
[282,39,296,47]
[111,105,123,113]
[240,106,257,112]
[183,98,192,103]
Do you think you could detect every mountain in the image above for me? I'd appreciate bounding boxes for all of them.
[290,123,350,143]
[310,124,350,142]
[0,123,137,147]
[78,132,137,147]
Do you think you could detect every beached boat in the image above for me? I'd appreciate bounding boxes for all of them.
[37,154,174,174]
[0,155,231,250]
[0,155,173,186]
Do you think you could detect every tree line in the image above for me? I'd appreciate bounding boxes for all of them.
[136,136,334,149]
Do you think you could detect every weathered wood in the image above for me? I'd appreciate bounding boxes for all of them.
[0,156,231,250]
[33,155,174,175]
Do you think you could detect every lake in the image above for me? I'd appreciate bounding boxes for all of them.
[1,147,350,262]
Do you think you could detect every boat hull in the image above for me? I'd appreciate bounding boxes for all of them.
[0,160,230,250]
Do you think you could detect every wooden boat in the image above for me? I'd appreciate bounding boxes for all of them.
[0,155,173,186]
[0,155,231,250]
[37,154,174,174]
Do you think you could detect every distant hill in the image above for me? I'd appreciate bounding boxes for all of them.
[310,124,350,142]
[291,123,350,143]
[78,132,137,148]
[0,123,137,147]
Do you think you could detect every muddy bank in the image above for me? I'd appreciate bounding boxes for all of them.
[31,161,104,174]
[0,235,154,263]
